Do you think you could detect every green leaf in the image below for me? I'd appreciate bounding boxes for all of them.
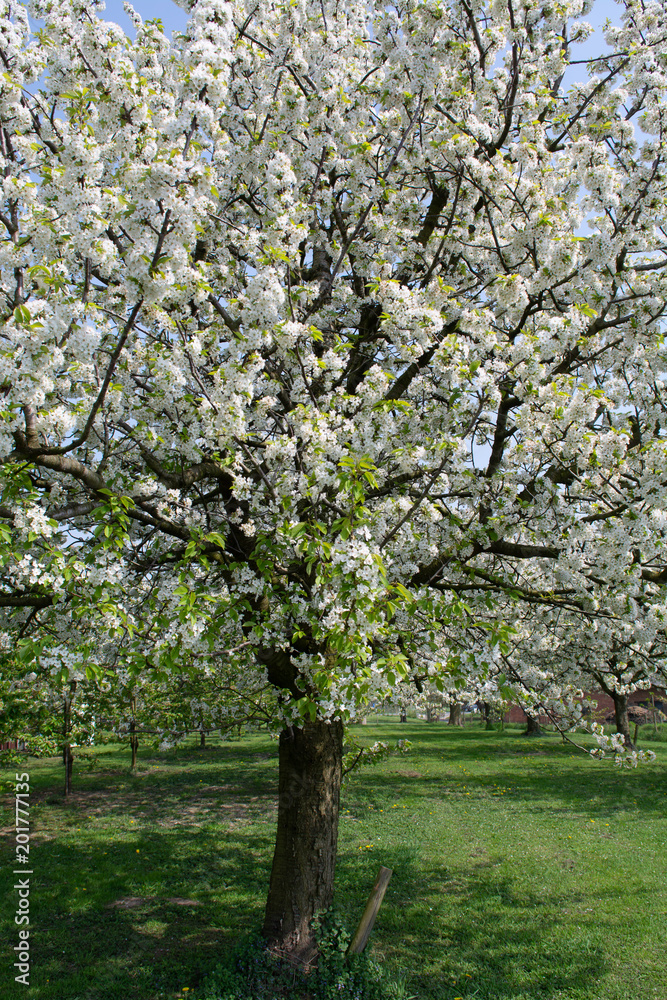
[394,582,413,602]
[205,531,226,548]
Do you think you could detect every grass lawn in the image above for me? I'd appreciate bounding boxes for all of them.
[1,720,666,1000]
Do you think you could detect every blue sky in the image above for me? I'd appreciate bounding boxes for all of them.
[100,0,624,46]
[101,0,188,35]
[96,0,631,104]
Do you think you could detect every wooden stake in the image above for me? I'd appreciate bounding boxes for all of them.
[347,866,393,956]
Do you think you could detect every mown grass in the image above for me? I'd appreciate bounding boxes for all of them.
[1,721,666,1000]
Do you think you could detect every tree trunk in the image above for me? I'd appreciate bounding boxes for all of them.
[63,691,71,766]
[130,694,138,769]
[524,712,542,736]
[200,728,206,748]
[399,709,407,723]
[612,691,635,749]
[64,743,73,795]
[262,719,344,961]
[63,681,76,795]
[483,702,494,730]
[448,700,462,726]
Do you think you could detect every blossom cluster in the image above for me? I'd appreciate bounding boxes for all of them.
[0,0,666,735]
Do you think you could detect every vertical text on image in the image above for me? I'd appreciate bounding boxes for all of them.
[13,772,31,987]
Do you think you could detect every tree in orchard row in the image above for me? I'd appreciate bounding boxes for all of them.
[0,653,100,789]
[5,621,273,775]
[1,0,667,959]
[495,591,667,748]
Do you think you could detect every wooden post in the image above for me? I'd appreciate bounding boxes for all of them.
[347,866,393,956]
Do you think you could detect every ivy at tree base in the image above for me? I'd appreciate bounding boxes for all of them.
[197,929,405,1000]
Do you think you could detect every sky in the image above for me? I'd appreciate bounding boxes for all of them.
[100,0,624,51]
[100,0,188,35]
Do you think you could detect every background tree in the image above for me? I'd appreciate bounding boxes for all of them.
[0,656,60,760]
[1,0,667,959]
[495,593,667,747]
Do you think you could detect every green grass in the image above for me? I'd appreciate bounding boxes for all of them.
[1,721,666,1000]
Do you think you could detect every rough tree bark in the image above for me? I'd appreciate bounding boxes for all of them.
[482,702,494,730]
[593,668,638,750]
[63,680,76,796]
[524,712,543,736]
[64,742,73,796]
[262,719,344,960]
[130,694,138,769]
[448,700,463,726]
[612,691,635,750]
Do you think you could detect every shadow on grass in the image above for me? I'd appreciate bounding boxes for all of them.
[1,739,280,1000]
[337,844,605,1000]
[2,824,273,1000]
[346,724,667,820]
[23,742,279,821]
[2,726,663,999]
